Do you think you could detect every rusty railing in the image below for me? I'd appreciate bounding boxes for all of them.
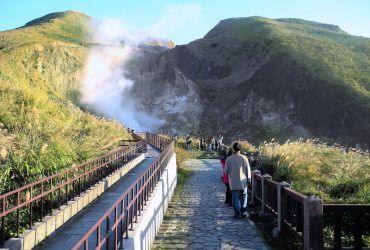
[72,133,173,250]
[137,132,171,151]
[0,140,146,245]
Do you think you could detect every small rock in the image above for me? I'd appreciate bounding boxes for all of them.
[0,147,7,160]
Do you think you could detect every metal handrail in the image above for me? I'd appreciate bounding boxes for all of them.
[72,133,173,250]
[0,140,145,244]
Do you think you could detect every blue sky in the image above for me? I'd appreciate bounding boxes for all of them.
[1,0,370,44]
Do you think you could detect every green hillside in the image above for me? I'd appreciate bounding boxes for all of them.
[206,16,370,96]
[0,11,92,49]
[0,11,129,194]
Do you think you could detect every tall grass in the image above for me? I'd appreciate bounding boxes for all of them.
[258,139,370,203]
[0,12,130,194]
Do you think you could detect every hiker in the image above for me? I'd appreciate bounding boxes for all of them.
[207,137,212,151]
[186,135,192,151]
[199,138,203,151]
[225,142,251,219]
[218,134,224,151]
[198,137,202,150]
[221,150,233,206]
[203,138,207,151]
[211,137,216,151]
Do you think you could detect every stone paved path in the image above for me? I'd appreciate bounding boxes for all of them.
[152,159,268,250]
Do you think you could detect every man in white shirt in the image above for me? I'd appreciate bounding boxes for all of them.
[225,142,251,219]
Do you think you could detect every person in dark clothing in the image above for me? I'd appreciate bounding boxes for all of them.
[186,135,192,151]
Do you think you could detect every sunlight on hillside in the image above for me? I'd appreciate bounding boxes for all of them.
[258,139,370,203]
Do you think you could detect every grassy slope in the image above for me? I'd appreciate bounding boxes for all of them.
[0,11,130,193]
[258,140,370,204]
[224,136,369,203]
[219,17,370,99]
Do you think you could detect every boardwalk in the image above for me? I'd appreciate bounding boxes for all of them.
[35,145,160,249]
[153,159,267,250]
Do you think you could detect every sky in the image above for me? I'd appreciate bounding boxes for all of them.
[1,0,370,44]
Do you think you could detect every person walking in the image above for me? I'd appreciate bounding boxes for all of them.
[218,134,224,151]
[211,137,216,151]
[207,137,212,151]
[225,142,251,219]
[203,137,207,151]
[221,150,233,206]
[198,137,202,150]
[185,135,192,151]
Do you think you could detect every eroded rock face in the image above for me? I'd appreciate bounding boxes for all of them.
[124,40,368,146]
[124,18,370,147]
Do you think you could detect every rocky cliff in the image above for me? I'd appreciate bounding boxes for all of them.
[127,17,370,147]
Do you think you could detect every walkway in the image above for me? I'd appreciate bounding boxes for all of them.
[152,159,267,250]
[35,145,160,249]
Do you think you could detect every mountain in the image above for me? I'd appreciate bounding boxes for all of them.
[1,12,369,194]
[0,11,129,193]
[127,16,370,147]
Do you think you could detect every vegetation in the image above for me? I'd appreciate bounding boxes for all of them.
[244,138,369,248]
[237,139,257,154]
[217,17,370,99]
[0,11,92,48]
[257,139,370,204]
[0,12,130,194]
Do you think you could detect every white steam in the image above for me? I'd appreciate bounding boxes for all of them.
[80,3,202,131]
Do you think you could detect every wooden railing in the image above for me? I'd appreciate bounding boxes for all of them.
[323,204,370,249]
[250,170,370,249]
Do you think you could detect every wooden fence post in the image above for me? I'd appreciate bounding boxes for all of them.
[276,181,290,234]
[261,174,272,215]
[251,170,261,204]
[303,196,323,250]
